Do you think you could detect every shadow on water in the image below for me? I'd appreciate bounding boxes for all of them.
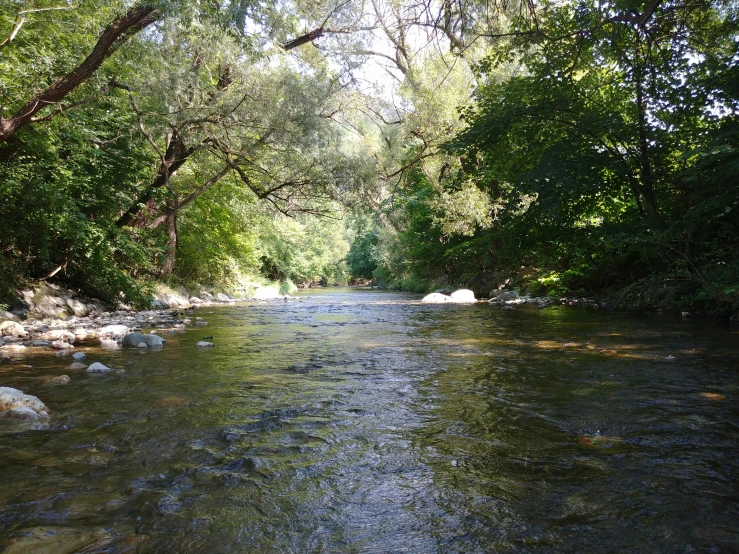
[0,288,737,552]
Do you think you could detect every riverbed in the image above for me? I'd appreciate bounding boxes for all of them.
[1,288,737,552]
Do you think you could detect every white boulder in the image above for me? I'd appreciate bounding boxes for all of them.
[450,289,477,303]
[421,293,452,304]
[0,387,49,421]
[0,320,27,338]
[98,324,130,339]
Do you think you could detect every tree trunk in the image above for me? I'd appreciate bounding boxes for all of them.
[0,5,160,143]
[117,129,192,227]
[160,205,178,276]
[633,35,664,228]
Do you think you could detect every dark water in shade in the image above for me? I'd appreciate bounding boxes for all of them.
[1,288,738,553]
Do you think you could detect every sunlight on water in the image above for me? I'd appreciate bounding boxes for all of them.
[1,289,737,552]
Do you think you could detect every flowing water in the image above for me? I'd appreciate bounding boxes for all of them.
[1,289,738,553]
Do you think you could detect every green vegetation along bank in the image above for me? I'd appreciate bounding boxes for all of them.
[1,0,737,319]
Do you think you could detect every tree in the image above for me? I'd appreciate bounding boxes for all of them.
[440,0,739,304]
[0,3,159,143]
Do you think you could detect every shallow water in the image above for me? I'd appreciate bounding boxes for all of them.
[1,288,738,553]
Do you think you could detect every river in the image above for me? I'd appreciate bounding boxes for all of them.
[1,288,738,552]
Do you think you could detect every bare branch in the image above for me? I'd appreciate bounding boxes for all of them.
[0,6,74,53]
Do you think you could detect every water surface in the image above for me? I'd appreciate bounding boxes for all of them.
[1,289,737,552]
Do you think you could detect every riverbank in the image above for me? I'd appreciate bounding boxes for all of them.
[0,282,295,357]
[379,268,739,324]
[3,280,733,358]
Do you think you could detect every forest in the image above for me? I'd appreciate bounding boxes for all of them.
[1,0,737,316]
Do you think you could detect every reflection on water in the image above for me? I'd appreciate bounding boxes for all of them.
[1,289,738,552]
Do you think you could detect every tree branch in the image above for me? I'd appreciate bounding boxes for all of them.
[0,5,160,142]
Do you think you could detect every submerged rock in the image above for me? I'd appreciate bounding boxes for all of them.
[196,341,214,348]
[578,434,624,447]
[49,375,71,385]
[2,526,112,554]
[87,362,112,373]
[0,387,49,421]
[121,333,166,347]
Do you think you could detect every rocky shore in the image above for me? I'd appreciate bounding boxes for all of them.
[420,288,613,311]
[0,283,293,356]
[0,283,297,431]
[486,289,611,310]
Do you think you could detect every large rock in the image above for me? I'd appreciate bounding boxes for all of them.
[432,288,452,295]
[0,310,19,322]
[421,293,452,304]
[34,295,71,319]
[39,329,76,342]
[0,320,27,338]
[98,324,130,338]
[489,290,519,302]
[65,297,89,317]
[449,289,477,303]
[253,287,281,300]
[0,387,49,420]
[121,333,166,347]
[152,284,192,309]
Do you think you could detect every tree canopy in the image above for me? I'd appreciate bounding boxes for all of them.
[0,0,736,314]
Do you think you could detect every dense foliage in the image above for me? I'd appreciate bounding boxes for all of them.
[0,0,736,316]
[362,0,739,316]
[0,1,361,303]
